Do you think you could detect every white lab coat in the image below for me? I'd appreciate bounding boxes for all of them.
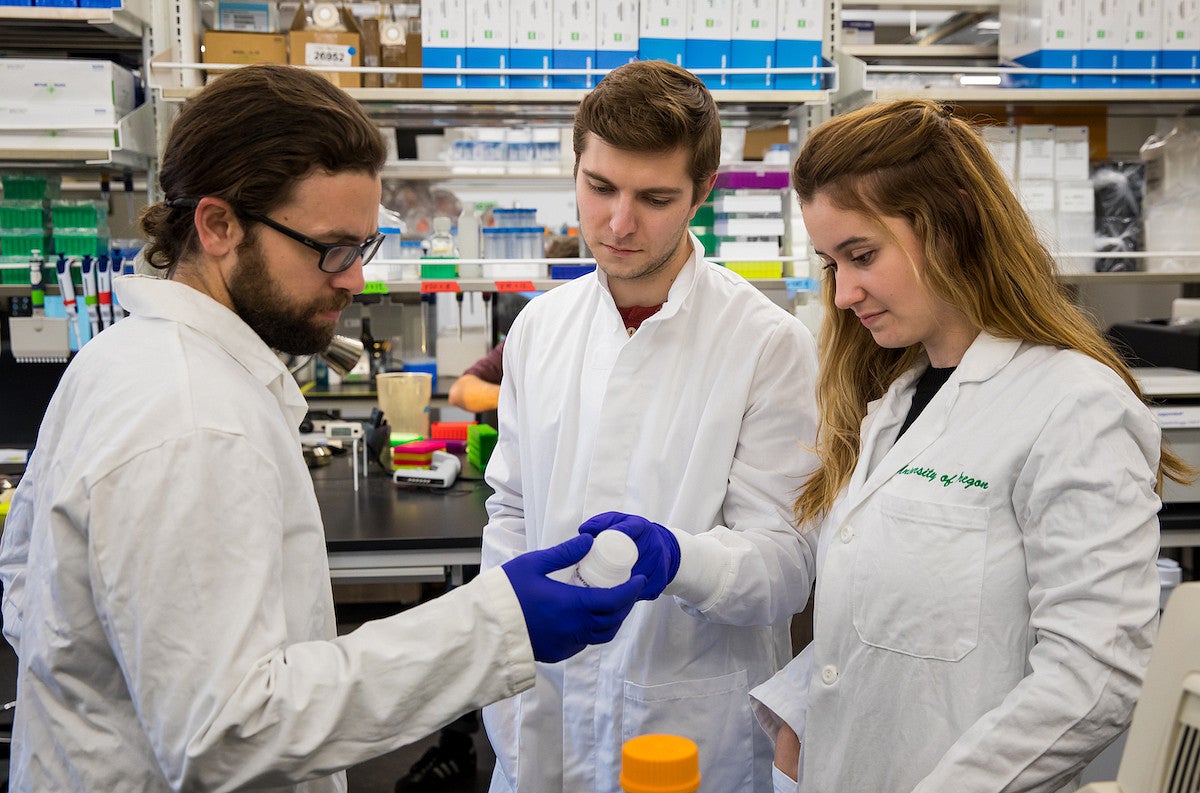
[0,275,535,792]
[481,235,821,793]
[751,332,1162,793]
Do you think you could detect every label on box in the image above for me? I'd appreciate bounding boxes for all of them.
[494,280,536,292]
[1057,184,1094,213]
[1019,181,1056,212]
[362,281,389,294]
[420,280,462,293]
[305,42,356,67]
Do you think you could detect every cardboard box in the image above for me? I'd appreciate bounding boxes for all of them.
[215,1,278,32]
[0,59,137,115]
[553,0,597,89]
[999,0,1083,88]
[202,31,288,69]
[775,0,825,89]
[422,0,467,88]
[510,0,553,88]
[466,0,511,88]
[686,0,733,90]
[360,17,382,88]
[288,5,362,88]
[1080,0,1121,88]
[380,19,414,88]
[731,0,778,89]
[1162,0,1200,88]
[1121,0,1162,87]
[597,1,639,72]
[639,0,686,65]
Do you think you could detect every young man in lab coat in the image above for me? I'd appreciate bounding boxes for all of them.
[480,60,821,792]
[0,64,646,792]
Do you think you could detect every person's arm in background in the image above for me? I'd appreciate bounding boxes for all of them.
[448,341,504,413]
[448,374,501,413]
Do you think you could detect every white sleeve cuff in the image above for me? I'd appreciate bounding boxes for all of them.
[661,527,729,612]
[750,642,813,744]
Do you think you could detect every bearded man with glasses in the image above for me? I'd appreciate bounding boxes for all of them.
[0,63,646,793]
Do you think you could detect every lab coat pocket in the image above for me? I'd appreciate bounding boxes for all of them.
[622,669,754,793]
[851,494,988,661]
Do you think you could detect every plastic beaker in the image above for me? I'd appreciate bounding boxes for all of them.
[376,371,432,437]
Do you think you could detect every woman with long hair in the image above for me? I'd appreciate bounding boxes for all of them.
[750,98,1193,793]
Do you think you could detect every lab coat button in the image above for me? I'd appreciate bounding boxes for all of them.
[820,664,839,685]
[839,526,853,543]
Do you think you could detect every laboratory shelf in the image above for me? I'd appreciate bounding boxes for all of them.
[380,161,573,182]
[155,78,830,126]
[841,45,998,60]
[0,0,148,39]
[0,103,155,171]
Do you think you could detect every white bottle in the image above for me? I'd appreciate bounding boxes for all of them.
[428,216,457,258]
[571,530,639,588]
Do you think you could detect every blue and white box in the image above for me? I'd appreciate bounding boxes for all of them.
[466,0,511,87]
[422,0,468,88]
[639,0,686,66]
[1162,0,1199,87]
[999,0,1083,88]
[553,0,597,88]
[686,0,733,89]
[1121,0,1162,87]
[597,1,640,72]
[1080,0,1122,87]
[775,0,825,89]
[510,0,554,88]
[730,0,778,89]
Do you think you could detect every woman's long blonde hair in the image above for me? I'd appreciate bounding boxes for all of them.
[793,99,1194,527]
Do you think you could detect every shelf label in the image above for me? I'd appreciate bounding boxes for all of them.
[362,281,389,295]
[494,280,536,292]
[420,280,462,293]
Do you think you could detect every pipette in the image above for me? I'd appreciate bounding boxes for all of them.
[97,255,114,330]
[28,249,45,317]
[55,256,79,349]
[80,255,101,339]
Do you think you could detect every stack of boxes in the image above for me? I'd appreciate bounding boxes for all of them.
[710,165,789,278]
[0,59,139,151]
[1002,0,1199,87]
[988,123,1095,272]
[392,439,446,472]
[0,176,110,281]
[202,2,365,88]
[0,176,52,282]
[425,0,827,89]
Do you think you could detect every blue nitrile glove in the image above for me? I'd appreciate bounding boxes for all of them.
[578,512,680,601]
[501,534,647,663]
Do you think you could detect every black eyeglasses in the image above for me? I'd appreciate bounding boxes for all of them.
[248,214,385,274]
[164,197,385,274]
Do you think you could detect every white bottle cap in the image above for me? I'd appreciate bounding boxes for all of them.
[577,530,638,588]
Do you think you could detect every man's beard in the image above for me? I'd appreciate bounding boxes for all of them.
[228,240,351,356]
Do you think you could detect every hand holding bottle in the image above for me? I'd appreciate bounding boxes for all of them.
[578,512,680,601]
[501,534,646,663]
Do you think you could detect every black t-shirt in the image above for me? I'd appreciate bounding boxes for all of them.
[896,365,956,439]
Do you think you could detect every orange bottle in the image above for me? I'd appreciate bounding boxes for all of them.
[620,734,701,793]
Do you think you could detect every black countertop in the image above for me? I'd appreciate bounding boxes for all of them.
[312,449,490,553]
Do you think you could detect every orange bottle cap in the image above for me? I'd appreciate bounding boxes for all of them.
[620,734,701,793]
